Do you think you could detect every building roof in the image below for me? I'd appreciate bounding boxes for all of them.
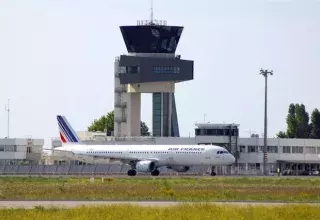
[195,123,240,129]
[277,159,320,164]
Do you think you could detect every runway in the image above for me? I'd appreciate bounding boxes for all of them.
[0,201,319,209]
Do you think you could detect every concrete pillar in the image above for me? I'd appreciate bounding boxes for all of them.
[126,93,141,136]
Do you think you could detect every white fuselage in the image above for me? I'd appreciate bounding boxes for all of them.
[55,144,235,167]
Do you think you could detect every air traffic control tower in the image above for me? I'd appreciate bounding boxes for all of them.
[114,18,194,137]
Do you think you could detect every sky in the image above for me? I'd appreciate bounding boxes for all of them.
[0,0,320,148]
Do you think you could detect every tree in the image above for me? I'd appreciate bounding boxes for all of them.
[88,111,114,133]
[309,108,320,139]
[294,104,309,138]
[140,121,151,136]
[276,131,287,138]
[88,111,151,136]
[278,103,312,139]
[286,103,296,138]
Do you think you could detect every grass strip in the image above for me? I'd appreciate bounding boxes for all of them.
[0,204,320,220]
[1,176,320,202]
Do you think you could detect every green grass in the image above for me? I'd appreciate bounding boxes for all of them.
[1,176,320,202]
[1,204,320,220]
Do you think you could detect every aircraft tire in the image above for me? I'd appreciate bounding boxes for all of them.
[128,169,137,176]
[151,169,160,176]
[210,171,216,176]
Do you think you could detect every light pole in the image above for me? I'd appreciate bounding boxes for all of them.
[260,68,273,175]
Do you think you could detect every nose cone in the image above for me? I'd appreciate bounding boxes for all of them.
[231,155,235,163]
[228,154,235,164]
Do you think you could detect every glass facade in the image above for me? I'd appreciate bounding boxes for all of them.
[120,25,184,54]
[152,92,180,137]
[195,128,239,136]
[171,93,180,137]
[152,66,180,74]
[153,93,162,136]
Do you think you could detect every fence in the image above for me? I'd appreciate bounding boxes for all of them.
[0,164,267,176]
[0,164,210,176]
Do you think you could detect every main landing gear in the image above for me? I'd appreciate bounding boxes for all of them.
[127,169,160,176]
[151,169,160,176]
[127,169,137,176]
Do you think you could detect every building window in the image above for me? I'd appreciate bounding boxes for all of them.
[292,146,303,154]
[5,146,15,152]
[248,145,258,153]
[267,146,278,153]
[152,66,180,74]
[282,146,291,153]
[216,129,224,136]
[238,163,246,170]
[305,147,316,154]
[248,163,256,170]
[240,145,246,153]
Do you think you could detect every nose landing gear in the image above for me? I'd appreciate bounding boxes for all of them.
[210,166,216,176]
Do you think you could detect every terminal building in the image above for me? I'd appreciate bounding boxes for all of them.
[0,138,44,165]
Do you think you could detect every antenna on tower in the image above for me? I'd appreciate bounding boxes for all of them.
[150,0,154,24]
[4,99,10,138]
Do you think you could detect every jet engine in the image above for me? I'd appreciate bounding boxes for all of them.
[136,160,156,172]
[167,165,190,172]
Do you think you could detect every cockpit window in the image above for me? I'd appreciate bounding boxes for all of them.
[217,150,229,154]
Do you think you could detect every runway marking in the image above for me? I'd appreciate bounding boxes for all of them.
[0,201,320,209]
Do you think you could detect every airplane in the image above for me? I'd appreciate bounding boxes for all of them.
[52,115,236,176]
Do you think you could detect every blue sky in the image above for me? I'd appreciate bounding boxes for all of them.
[0,0,319,146]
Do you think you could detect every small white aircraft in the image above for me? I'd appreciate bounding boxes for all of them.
[53,115,235,176]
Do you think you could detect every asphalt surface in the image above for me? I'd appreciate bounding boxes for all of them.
[0,201,319,209]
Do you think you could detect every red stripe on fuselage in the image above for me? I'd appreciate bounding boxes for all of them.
[60,132,67,143]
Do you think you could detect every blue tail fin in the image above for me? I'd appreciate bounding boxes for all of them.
[57,115,80,143]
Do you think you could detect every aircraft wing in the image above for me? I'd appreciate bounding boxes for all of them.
[144,158,160,163]
[120,157,160,166]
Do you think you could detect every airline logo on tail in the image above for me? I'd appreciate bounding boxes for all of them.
[57,115,80,143]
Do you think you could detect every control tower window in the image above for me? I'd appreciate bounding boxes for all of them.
[126,66,140,74]
[152,66,180,74]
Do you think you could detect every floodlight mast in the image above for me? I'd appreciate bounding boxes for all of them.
[150,0,154,24]
[260,68,273,176]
